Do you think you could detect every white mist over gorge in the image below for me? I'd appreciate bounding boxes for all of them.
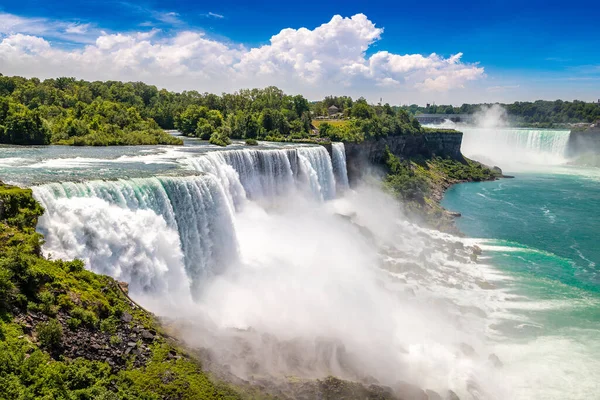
[29,145,508,398]
[0,135,589,400]
[1,1,599,397]
[434,105,572,170]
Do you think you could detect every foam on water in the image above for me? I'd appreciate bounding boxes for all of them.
[11,141,597,399]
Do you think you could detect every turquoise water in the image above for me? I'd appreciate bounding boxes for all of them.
[442,168,600,398]
[443,171,600,293]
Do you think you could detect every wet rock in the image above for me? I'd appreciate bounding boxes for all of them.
[452,241,464,250]
[459,343,476,357]
[118,281,129,294]
[141,329,155,341]
[426,389,443,400]
[396,381,428,400]
[121,312,133,323]
[446,390,460,400]
[161,370,176,384]
[488,353,503,368]
[472,245,482,255]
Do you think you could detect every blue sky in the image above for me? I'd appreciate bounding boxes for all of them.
[0,0,599,104]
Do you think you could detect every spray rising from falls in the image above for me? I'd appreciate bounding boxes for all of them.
[32,143,517,398]
[461,127,571,167]
[435,105,572,169]
[34,146,340,300]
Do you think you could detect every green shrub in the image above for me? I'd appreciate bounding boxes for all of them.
[71,307,98,328]
[67,318,81,330]
[0,268,15,308]
[38,291,56,316]
[37,319,62,349]
[100,317,118,334]
[209,131,231,147]
[245,138,258,146]
[109,335,121,346]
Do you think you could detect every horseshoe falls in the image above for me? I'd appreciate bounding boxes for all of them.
[460,127,571,169]
[1,139,598,399]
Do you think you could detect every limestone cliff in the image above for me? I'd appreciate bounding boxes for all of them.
[566,122,600,158]
[343,132,463,183]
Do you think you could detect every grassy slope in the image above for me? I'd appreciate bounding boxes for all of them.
[0,182,242,399]
[383,150,500,232]
[311,119,349,128]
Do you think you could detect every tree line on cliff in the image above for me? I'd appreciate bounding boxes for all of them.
[400,100,600,126]
[0,74,446,146]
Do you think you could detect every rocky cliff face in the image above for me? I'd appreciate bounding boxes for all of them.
[566,123,600,158]
[343,133,464,183]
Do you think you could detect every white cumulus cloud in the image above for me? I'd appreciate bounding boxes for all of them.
[0,12,485,101]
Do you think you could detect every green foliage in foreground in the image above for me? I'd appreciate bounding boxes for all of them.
[0,182,242,399]
[383,148,499,231]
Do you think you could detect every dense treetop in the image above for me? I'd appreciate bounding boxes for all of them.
[399,100,600,126]
[0,74,443,146]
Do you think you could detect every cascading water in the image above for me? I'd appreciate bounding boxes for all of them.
[34,175,238,299]
[4,140,586,399]
[33,145,339,299]
[460,127,571,167]
[332,142,350,190]
[181,146,337,205]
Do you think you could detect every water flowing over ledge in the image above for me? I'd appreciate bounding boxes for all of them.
[17,137,597,399]
[33,145,342,299]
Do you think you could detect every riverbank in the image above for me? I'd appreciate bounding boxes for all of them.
[383,151,502,233]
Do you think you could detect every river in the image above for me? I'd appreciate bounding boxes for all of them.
[0,130,598,399]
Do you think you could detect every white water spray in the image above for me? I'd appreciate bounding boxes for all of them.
[444,105,572,169]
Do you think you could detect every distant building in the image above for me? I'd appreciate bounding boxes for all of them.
[327,105,340,116]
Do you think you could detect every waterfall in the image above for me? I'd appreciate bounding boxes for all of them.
[24,143,524,397]
[33,175,238,298]
[32,145,338,297]
[182,146,336,203]
[460,127,571,167]
[331,143,349,190]
[297,147,336,201]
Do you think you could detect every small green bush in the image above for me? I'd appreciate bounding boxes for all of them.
[38,291,56,316]
[71,307,98,328]
[109,335,122,346]
[37,319,62,349]
[100,317,118,334]
[209,131,231,147]
[67,317,82,330]
[245,138,258,146]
